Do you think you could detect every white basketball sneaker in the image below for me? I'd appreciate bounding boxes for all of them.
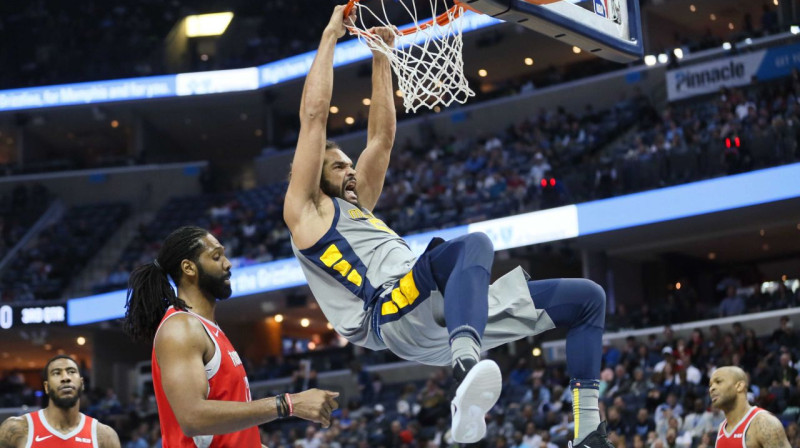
[450,359,502,444]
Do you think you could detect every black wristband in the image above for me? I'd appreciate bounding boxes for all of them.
[276,395,286,419]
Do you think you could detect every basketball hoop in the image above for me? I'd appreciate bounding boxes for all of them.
[344,0,475,113]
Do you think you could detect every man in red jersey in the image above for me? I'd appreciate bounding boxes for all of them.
[709,366,789,448]
[124,226,338,447]
[0,355,121,448]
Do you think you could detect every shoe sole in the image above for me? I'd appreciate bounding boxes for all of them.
[450,360,502,444]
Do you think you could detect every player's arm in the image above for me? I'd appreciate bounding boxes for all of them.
[284,6,353,229]
[354,27,397,211]
[155,315,338,436]
[0,416,27,448]
[96,422,121,448]
[749,412,791,448]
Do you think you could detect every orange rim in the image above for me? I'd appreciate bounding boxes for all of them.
[344,0,466,37]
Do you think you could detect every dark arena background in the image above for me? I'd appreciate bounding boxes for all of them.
[1,0,800,446]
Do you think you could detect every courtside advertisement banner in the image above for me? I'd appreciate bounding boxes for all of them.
[666,42,800,101]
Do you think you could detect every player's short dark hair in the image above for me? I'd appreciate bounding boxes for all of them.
[287,140,341,183]
[42,355,79,381]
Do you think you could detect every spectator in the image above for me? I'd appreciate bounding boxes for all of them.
[681,398,713,440]
[528,152,552,187]
[629,367,655,398]
[606,405,631,438]
[416,378,446,427]
[633,407,656,438]
[523,376,552,407]
[540,430,559,448]
[771,316,798,348]
[509,358,532,387]
[296,425,321,448]
[776,352,798,387]
[655,393,684,426]
[718,286,746,317]
[696,431,714,448]
[654,346,675,373]
[522,422,542,448]
[602,340,622,369]
[510,430,532,448]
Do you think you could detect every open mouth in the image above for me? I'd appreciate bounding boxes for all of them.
[344,180,357,200]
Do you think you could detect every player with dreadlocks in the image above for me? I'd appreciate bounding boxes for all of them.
[124,225,338,447]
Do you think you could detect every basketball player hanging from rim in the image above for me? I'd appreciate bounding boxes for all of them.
[285,5,614,446]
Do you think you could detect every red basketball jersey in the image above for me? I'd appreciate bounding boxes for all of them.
[152,307,260,447]
[715,406,765,448]
[23,409,97,447]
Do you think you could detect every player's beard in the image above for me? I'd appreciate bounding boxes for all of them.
[711,390,735,411]
[321,175,359,207]
[197,263,232,300]
[47,385,81,409]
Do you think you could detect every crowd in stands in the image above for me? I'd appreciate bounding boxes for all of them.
[93,183,289,293]
[648,4,783,58]
[0,202,129,301]
[607,278,800,331]
[0,0,787,92]
[1,275,798,446]
[87,73,800,303]
[73,313,797,447]
[247,313,800,448]
[0,369,38,408]
[0,184,51,260]
[591,76,800,201]
[0,154,140,178]
[0,0,408,90]
[89,92,644,295]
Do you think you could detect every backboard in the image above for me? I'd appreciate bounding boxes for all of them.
[459,0,643,62]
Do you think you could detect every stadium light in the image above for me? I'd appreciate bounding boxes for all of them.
[791,25,800,35]
[644,55,657,66]
[186,12,234,38]
[722,42,732,50]
[657,53,668,64]
[673,48,684,59]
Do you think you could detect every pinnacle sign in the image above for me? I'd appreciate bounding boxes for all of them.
[666,42,800,101]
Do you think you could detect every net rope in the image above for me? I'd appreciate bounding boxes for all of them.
[348,0,475,112]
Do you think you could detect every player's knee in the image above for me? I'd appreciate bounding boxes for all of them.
[463,232,494,256]
[579,279,606,320]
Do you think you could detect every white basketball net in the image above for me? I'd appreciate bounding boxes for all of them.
[347,0,475,113]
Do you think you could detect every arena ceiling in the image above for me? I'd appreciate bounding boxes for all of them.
[0,0,770,159]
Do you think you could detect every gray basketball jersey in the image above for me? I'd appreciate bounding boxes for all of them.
[291,197,415,350]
